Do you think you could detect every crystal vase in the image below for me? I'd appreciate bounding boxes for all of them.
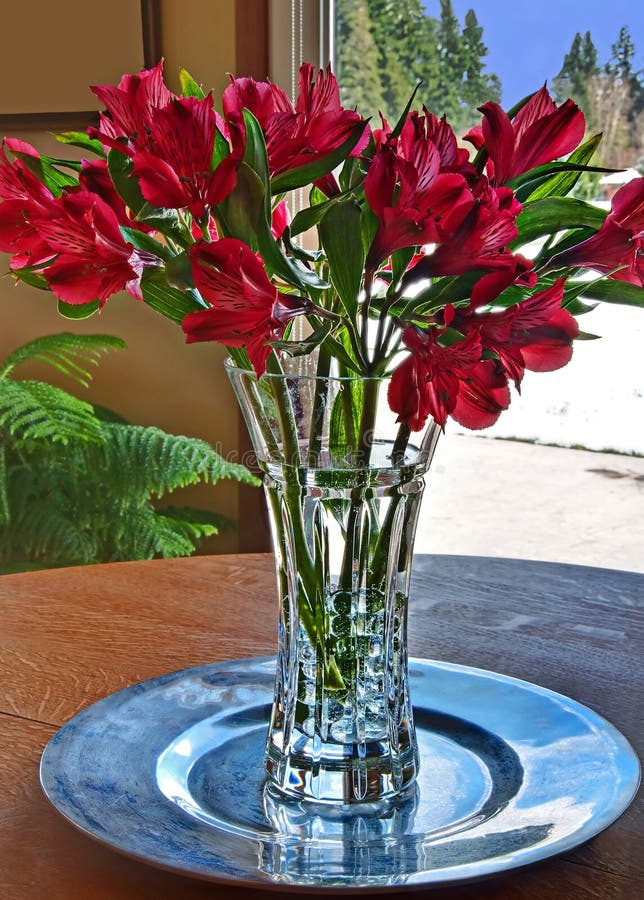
[226,359,441,803]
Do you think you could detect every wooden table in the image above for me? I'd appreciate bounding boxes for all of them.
[1,554,642,899]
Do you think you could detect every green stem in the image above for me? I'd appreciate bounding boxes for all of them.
[369,422,414,590]
[391,422,411,466]
[338,378,380,589]
[265,351,300,467]
[307,344,331,467]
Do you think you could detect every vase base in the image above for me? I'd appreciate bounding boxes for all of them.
[265,738,418,804]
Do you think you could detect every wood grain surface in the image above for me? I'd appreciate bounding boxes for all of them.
[0,554,641,899]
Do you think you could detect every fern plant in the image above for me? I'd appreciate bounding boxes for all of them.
[0,333,258,573]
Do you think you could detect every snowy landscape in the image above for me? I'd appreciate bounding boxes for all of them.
[449,303,644,456]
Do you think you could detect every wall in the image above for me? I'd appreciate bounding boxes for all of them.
[0,1,256,555]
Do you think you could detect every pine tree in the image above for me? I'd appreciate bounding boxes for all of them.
[607,26,635,81]
[552,31,599,111]
[428,0,465,123]
[336,0,386,121]
[334,0,501,132]
[604,26,644,162]
[366,0,438,123]
[460,10,501,125]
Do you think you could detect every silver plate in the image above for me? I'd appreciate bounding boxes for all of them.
[40,656,640,891]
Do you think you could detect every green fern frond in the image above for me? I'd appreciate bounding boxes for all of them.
[0,443,9,526]
[89,423,259,499]
[0,332,126,386]
[157,505,234,534]
[3,497,99,565]
[0,332,258,569]
[0,380,103,443]
[105,506,203,560]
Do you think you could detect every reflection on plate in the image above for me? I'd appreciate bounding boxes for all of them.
[40,657,640,891]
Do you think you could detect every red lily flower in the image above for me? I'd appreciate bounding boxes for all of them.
[90,60,175,153]
[454,279,578,388]
[469,86,585,186]
[184,238,308,375]
[364,123,473,271]
[404,109,476,180]
[271,200,291,239]
[547,177,644,286]
[223,63,367,179]
[129,95,240,220]
[387,325,510,431]
[79,158,152,232]
[0,139,57,268]
[407,181,534,287]
[31,191,143,306]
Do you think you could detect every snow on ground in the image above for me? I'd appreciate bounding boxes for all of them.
[450,303,644,455]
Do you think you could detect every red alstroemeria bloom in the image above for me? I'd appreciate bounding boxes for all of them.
[470,86,585,186]
[547,177,644,286]
[271,200,291,239]
[387,325,510,431]
[90,60,175,153]
[365,125,473,271]
[404,109,476,180]
[407,181,535,290]
[0,139,57,268]
[130,95,240,220]
[31,191,143,306]
[454,279,578,389]
[79,158,152,232]
[184,238,308,375]
[223,63,367,178]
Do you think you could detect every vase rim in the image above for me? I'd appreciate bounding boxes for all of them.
[224,358,389,384]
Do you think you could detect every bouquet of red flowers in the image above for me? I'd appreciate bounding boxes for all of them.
[1,60,641,435]
[3,61,643,806]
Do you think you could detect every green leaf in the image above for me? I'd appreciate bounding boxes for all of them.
[136,204,189,243]
[360,203,379,257]
[390,247,416,290]
[217,162,328,294]
[270,321,333,356]
[140,268,204,324]
[437,327,466,347]
[508,160,616,196]
[179,68,206,99]
[241,109,271,214]
[513,198,607,248]
[119,226,173,261]
[399,272,479,315]
[270,122,366,194]
[54,130,106,157]
[388,82,422,140]
[165,252,194,290]
[281,228,322,262]
[216,161,264,248]
[329,379,363,455]
[526,135,603,201]
[10,149,78,196]
[108,150,188,243]
[212,127,230,170]
[289,186,356,238]
[563,297,597,316]
[323,334,363,374]
[319,198,365,318]
[572,278,644,308]
[108,149,146,213]
[57,299,101,319]
[12,269,50,291]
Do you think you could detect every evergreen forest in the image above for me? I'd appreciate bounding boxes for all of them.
[335,0,643,172]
